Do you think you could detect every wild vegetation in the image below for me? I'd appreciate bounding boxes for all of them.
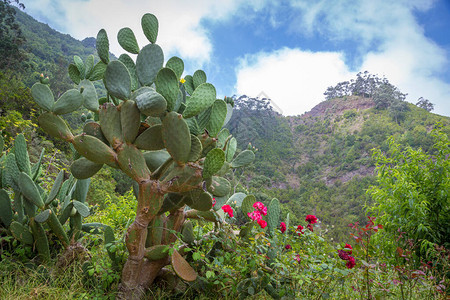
[0,4,449,299]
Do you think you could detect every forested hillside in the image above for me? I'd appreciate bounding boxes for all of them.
[228,77,450,240]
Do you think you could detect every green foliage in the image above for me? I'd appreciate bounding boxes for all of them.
[368,126,450,258]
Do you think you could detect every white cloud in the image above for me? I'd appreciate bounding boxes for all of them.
[21,0,257,66]
[235,48,354,116]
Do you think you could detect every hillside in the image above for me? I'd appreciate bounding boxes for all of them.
[228,95,450,240]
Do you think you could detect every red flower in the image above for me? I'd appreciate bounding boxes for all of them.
[338,250,350,261]
[296,225,304,235]
[294,254,301,263]
[212,198,216,207]
[346,256,356,269]
[221,205,234,218]
[257,219,267,229]
[305,214,318,224]
[307,224,313,232]
[285,244,292,250]
[345,243,353,255]
[280,222,286,233]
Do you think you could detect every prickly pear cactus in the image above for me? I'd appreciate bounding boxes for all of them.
[29,13,255,300]
[0,134,92,262]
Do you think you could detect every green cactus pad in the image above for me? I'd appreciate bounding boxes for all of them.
[34,209,51,223]
[119,54,138,91]
[241,195,256,217]
[72,179,90,203]
[267,198,280,234]
[29,219,50,261]
[145,245,169,261]
[118,27,140,54]
[206,176,231,197]
[19,172,44,209]
[196,107,211,131]
[117,144,151,181]
[216,161,231,177]
[133,87,166,115]
[31,83,54,111]
[14,134,31,175]
[10,221,33,245]
[141,13,158,43]
[72,134,117,165]
[193,70,207,89]
[155,68,179,111]
[96,29,110,64]
[181,221,195,244]
[200,135,217,157]
[52,89,84,115]
[23,195,36,217]
[31,149,44,181]
[185,190,213,211]
[171,249,197,282]
[68,64,81,84]
[203,148,225,179]
[231,150,255,168]
[166,56,184,80]
[188,135,202,162]
[185,118,200,136]
[4,153,20,190]
[58,202,72,226]
[225,137,237,162]
[73,55,85,78]
[99,103,122,149]
[226,192,247,207]
[182,83,216,119]
[88,61,107,81]
[72,200,90,217]
[0,190,13,227]
[162,112,191,165]
[134,124,164,150]
[104,60,131,100]
[120,100,141,143]
[239,222,254,238]
[0,134,3,153]
[45,169,64,205]
[136,44,164,86]
[224,103,233,126]
[84,54,95,79]
[38,112,74,141]
[79,80,99,112]
[143,150,171,172]
[206,100,227,137]
[83,122,108,145]
[183,75,195,95]
[212,195,227,211]
[81,222,109,234]
[161,164,202,191]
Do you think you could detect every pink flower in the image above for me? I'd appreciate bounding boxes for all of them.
[307,224,313,232]
[346,256,356,269]
[257,219,267,229]
[285,244,292,250]
[305,215,318,224]
[212,198,216,207]
[280,222,286,233]
[294,254,301,263]
[344,243,352,255]
[248,210,262,221]
[221,205,234,218]
[296,225,304,235]
[253,202,267,215]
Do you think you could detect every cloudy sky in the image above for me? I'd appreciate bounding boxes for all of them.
[20,0,450,116]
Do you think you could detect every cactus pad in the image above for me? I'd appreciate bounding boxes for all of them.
[68,64,81,84]
[117,144,151,181]
[0,190,13,227]
[120,100,141,143]
[35,209,51,223]
[52,89,84,115]
[38,112,74,141]
[181,221,195,244]
[31,83,54,112]
[96,29,110,64]
[105,60,131,100]
[134,124,164,151]
[231,150,255,168]
[203,148,225,179]
[72,134,117,165]
[19,172,44,209]
[119,54,138,91]
[88,61,107,81]
[10,221,34,245]
[267,198,280,234]
[141,13,158,43]
[162,112,191,165]
[118,27,140,54]
[206,99,227,137]
[134,87,167,117]
[79,79,99,112]
[99,103,122,149]
[188,135,202,162]
[207,176,231,197]
[166,56,184,80]
[171,249,197,282]
[193,70,207,89]
[136,44,164,86]
[14,133,31,175]
[225,137,237,162]
[155,68,179,111]
[145,245,169,261]
[143,150,171,172]
[182,83,216,119]
[46,169,64,205]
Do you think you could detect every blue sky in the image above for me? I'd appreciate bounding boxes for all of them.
[21,0,450,116]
